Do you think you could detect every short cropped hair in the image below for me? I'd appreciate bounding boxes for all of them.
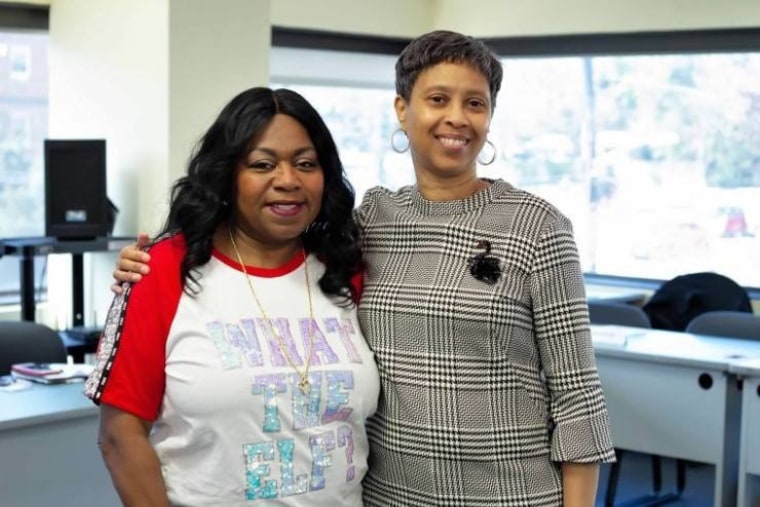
[395,30,503,111]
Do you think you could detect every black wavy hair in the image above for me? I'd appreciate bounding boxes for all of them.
[159,87,362,305]
[395,30,503,112]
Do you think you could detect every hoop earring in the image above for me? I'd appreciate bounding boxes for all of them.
[391,128,409,153]
[478,139,497,165]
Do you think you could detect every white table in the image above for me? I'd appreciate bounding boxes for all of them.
[0,381,120,507]
[585,284,648,305]
[592,325,760,507]
[730,358,760,507]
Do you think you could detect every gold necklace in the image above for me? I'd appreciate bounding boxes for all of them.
[227,227,315,395]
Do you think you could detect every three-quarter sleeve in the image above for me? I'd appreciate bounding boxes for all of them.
[529,214,616,463]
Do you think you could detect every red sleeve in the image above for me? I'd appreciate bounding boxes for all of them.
[97,235,185,421]
[350,269,364,304]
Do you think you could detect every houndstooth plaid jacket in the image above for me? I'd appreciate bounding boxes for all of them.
[355,179,615,506]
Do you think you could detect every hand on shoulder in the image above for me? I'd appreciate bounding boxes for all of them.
[111,233,152,295]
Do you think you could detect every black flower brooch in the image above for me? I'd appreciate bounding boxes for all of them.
[468,240,502,284]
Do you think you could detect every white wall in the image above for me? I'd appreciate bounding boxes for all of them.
[46,0,270,328]
[271,0,435,37]
[168,0,270,185]
[11,0,49,5]
[49,0,169,239]
[49,0,269,238]
[435,0,760,36]
[271,0,760,38]
[21,0,760,37]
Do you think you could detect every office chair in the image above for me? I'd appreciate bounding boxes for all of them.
[588,301,684,506]
[0,320,68,376]
[588,300,651,328]
[643,272,752,332]
[685,310,760,340]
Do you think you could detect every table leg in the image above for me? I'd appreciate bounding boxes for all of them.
[71,253,84,327]
[20,248,35,321]
[715,376,742,506]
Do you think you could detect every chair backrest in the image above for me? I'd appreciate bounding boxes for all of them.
[588,301,652,328]
[685,311,760,340]
[0,321,67,376]
[643,272,751,331]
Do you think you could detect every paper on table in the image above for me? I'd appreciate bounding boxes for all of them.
[11,362,64,377]
[11,363,95,384]
[592,325,636,348]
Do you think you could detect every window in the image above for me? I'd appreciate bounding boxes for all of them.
[271,29,760,289]
[490,52,760,287]
[0,30,48,303]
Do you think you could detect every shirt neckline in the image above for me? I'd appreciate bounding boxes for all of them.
[408,178,506,216]
[212,247,306,278]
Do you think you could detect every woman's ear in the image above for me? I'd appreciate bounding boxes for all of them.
[394,95,407,127]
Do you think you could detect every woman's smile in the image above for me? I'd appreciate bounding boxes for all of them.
[435,134,470,151]
[267,201,306,217]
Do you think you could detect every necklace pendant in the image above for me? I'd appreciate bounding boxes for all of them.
[298,377,311,395]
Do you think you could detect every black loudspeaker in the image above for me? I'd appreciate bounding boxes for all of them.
[45,139,109,239]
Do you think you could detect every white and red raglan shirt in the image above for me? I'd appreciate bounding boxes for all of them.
[84,234,380,506]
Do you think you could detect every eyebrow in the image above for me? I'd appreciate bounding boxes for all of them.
[249,146,317,157]
[422,85,491,104]
[422,85,489,97]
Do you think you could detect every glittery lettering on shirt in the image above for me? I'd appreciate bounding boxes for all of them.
[277,439,309,497]
[205,320,242,369]
[322,371,354,424]
[260,318,301,367]
[323,317,363,363]
[337,425,356,482]
[309,431,335,491]
[252,374,288,433]
[243,441,277,500]
[234,318,265,367]
[292,373,321,430]
[302,318,339,366]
